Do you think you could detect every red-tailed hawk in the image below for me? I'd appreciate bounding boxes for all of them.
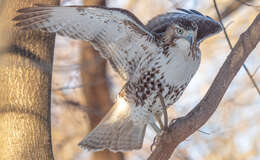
[14,5,222,152]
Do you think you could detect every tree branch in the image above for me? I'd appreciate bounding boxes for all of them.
[148,12,260,160]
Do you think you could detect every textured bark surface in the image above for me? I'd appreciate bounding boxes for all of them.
[0,0,58,159]
[80,0,125,160]
[148,13,260,160]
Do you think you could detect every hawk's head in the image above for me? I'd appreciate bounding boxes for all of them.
[162,22,198,49]
[147,9,222,45]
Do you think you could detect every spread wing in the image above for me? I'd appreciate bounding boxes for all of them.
[13,4,159,80]
[146,9,222,43]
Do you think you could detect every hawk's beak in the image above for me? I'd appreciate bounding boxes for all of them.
[186,33,194,45]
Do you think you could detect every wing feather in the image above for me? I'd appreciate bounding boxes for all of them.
[14,5,159,80]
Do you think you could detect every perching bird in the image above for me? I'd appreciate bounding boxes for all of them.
[13,4,222,152]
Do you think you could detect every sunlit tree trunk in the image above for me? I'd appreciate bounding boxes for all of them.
[0,0,59,159]
[80,0,124,160]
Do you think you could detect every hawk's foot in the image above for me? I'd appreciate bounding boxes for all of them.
[150,127,170,151]
[150,130,164,151]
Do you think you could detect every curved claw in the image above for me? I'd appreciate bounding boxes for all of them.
[150,130,164,151]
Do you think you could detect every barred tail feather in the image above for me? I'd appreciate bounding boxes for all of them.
[79,97,147,152]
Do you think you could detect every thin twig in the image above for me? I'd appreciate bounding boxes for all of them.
[214,0,260,95]
[252,64,260,77]
[198,130,210,135]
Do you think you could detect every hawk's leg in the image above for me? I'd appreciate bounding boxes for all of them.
[155,114,164,130]
[159,93,168,131]
[149,117,162,151]
[148,93,168,133]
[150,94,169,151]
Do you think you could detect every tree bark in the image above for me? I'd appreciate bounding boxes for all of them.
[0,0,59,159]
[80,0,124,160]
[148,13,260,160]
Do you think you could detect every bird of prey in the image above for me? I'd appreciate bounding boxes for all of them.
[13,4,222,152]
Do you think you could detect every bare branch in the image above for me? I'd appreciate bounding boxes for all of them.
[214,0,260,95]
[252,64,260,77]
[148,12,260,160]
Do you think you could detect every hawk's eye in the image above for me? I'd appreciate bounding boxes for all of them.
[176,28,184,34]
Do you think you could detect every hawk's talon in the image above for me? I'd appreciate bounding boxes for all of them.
[150,127,171,151]
[150,130,164,151]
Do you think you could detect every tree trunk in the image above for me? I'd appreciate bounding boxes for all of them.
[80,0,124,160]
[0,0,59,159]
